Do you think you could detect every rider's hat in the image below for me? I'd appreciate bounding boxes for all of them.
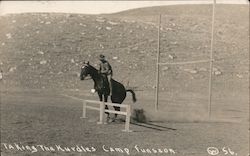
[99,54,105,60]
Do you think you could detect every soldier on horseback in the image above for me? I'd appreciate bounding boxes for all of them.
[98,54,113,96]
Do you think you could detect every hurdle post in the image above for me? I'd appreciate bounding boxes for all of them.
[123,104,132,132]
[80,100,87,119]
[97,101,105,124]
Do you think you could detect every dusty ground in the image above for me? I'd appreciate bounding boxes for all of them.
[0,89,249,156]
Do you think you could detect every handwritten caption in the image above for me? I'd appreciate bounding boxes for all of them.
[1,143,176,155]
[1,143,239,155]
[207,147,238,156]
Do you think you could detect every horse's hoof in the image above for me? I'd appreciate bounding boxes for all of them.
[108,118,114,123]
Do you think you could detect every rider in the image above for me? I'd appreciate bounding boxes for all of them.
[99,54,113,96]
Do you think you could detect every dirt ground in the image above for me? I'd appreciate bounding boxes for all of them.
[0,89,248,156]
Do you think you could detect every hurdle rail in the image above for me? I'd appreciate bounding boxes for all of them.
[80,100,132,132]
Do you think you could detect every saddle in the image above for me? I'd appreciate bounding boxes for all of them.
[100,74,110,88]
[100,74,113,95]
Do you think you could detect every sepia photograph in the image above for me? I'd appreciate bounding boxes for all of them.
[0,0,249,156]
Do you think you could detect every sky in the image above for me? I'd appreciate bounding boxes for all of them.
[0,0,248,16]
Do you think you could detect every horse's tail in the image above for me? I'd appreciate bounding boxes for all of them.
[126,89,137,103]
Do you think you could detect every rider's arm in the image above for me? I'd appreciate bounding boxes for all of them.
[100,63,110,74]
[99,64,101,72]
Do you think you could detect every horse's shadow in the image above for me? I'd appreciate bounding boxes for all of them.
[130,121,177,132]
[128,109,177,132]
[113,118,177,132]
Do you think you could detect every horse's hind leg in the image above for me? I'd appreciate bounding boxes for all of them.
[106,106,121,123]
[105,105,110,117]
[113,106,121,120]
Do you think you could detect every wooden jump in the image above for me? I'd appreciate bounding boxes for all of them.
[158,59,213,65]
[81,100,132,132]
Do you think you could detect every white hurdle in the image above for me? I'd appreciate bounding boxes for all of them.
[80,100,132,132]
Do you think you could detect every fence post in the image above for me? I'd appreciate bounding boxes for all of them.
[123,104,132,132]
[80,100,87,119]
[97,101,105,124]
[155,14,161,111]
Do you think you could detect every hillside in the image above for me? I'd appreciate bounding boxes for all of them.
[0,4,248,108]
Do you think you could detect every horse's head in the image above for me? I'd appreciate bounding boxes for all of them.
[80,61,91,80]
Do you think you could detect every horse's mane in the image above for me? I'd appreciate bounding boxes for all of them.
[88,64,98,72]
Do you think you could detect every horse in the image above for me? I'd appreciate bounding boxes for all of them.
[80,61,136,122]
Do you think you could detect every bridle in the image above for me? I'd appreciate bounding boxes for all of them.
[81,65,92,80]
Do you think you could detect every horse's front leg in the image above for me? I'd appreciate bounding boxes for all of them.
[98,92,103,102]
[104,95,113,122]
[98,93,109,124]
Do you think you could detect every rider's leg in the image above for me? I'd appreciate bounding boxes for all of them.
[107,75,112,96]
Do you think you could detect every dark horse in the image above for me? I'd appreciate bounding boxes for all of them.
[80,61,136,121]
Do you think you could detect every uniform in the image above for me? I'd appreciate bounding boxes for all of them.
[99,55,113,95]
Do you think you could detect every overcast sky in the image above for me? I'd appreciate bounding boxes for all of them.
[0,0,248,16]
